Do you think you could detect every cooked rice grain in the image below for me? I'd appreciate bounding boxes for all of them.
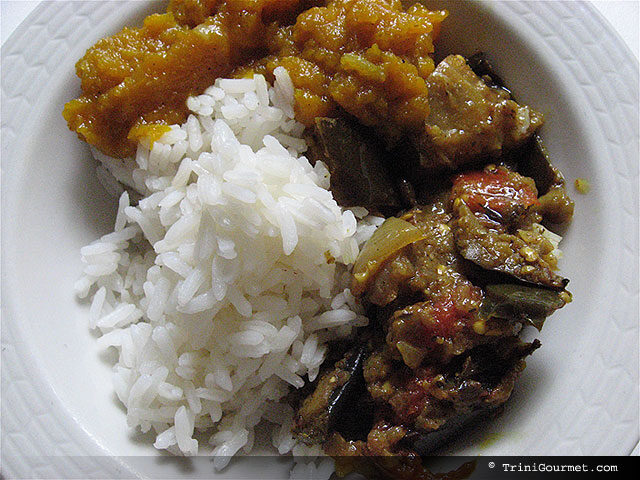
[78,69,380,470]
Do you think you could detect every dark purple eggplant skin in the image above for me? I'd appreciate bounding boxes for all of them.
[401,407,498,456]
[480,283,568,331]
[466,52,509,91]
[294,344,373,444]
[400,338,541,456]
[327,345,367,429]
[467,52,567,197]
[327,345,375,441]
[307,117,401,212]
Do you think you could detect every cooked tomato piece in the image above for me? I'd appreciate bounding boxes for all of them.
[452,167,539,216]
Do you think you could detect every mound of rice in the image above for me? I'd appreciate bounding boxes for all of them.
[76,67,382,470]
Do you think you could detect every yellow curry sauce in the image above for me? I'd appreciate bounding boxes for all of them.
[63,0,446,158]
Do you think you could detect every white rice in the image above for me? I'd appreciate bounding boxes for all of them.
[78,68,381,472]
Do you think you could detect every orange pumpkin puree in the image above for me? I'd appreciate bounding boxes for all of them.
[63,0,446,158]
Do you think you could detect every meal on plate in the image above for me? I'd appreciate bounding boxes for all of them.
[65,0,574,476]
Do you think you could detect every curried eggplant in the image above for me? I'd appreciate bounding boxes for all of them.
[452,203,569,290]
[306,117,401,212]
[513,136,575,224]
[294,344,372,445]
[401,337,540,456]
[405,55,544,175]
[480,284,569,331]
[308,336,541,460]
[402,407,497,456]
[450,165,569,290]
[295,165,570,460]
[294,52,574,467]
[467,53,575,224]
[352,216,429,296]
[515,135,566,196]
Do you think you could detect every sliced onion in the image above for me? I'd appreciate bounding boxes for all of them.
[351,216,427,295]
[396,341,426,369]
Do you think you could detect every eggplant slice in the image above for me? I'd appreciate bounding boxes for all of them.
[306,117,401,213]
[406,55,544,175]
[480,283,569,331]
[402,337,540,456]
[450,165,569,290]
[294,344,373,445]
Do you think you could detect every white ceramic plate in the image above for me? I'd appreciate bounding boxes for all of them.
[2,1,638,478]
